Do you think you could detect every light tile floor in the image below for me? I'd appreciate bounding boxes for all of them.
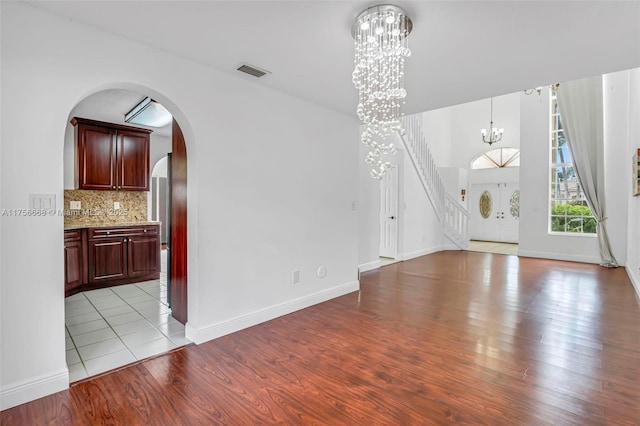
[379,257,400,266]
[65,251,190,382]
[467,240,519,256]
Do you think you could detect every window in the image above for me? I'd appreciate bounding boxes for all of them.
[549,90,596,234]
[471,148,520,170]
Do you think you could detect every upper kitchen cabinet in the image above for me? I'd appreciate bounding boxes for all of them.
[71,117,152,191]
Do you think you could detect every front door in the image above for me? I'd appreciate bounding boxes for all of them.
[379,165,399,258]
[470,182,519,243]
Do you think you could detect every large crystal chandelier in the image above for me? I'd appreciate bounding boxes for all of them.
[352,4,412,179]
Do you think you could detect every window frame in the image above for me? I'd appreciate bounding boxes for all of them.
[548,90,597,236]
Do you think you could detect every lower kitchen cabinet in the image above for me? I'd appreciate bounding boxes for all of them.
[64,229,86,297]
[88,238,128,283]
[87,225,161,287]
[65,224,160,297]
[128,235,161,278]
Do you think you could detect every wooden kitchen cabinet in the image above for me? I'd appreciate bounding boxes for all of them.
[87,225,160,289]
[88,238,128,283]
[72,117,152,191]
[128,234,161,278]
[64,229,87,297]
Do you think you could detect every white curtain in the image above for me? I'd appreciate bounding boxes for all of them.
[556,76,618,267]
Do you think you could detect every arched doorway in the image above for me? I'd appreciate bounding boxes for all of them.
[62,86,190,381]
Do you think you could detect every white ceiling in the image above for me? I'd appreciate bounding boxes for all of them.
[31,0,640,117]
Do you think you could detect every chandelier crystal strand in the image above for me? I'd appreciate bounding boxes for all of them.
[352,5,412,178]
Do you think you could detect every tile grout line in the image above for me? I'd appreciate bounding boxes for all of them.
[64,294,91,380]
[65,277,185,380]
[78,289,137,369]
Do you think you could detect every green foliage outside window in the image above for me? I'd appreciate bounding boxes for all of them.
[550,203,596,233]
[549,92,595,235]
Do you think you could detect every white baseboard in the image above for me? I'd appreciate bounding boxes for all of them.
[187,280,360,345]
[401,245,446,261]
[626,265,640,300]
[0,368,68,410]
[443,234,466,250]
[358,260,382,273]
[442,242,460,251]
[517,250,600,265]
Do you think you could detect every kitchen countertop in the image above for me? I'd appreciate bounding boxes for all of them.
[64,221,161,231]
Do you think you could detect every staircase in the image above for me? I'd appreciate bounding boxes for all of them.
[398,114,470,249]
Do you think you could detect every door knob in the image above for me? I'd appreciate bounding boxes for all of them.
[389,216,395,220]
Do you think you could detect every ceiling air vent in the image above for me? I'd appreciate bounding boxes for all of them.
[237,64,270,78]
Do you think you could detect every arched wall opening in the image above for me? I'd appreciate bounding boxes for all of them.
[61,82,195,381]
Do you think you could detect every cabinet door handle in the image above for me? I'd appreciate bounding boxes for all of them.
[112,186,116,189]
[129,238,132,242]
[123,239,127,243]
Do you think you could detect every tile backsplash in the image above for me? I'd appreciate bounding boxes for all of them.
[64,190,148,227]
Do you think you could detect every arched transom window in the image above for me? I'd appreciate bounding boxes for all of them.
[471,148,520,170]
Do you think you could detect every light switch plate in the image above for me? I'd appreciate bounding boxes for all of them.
[29,193,56,210]
[70,201,81,210]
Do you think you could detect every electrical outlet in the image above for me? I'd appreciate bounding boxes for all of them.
[114,202,121,210]
[70,201,81,210]
[292,270,300,284]
[317,266,327,279]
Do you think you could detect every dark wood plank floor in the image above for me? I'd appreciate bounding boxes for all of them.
[3,251,640,425]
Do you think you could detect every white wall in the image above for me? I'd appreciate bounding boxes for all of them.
[1,2,359,409]
[150,135,172,178]
[357,130,381,268]
[152,156,169,179]
[624,69,640,296]
[603,72,631,267]
[422,106,454,166]
[439,167,469,211]
[402,152,448,258]
[450,93,521,169]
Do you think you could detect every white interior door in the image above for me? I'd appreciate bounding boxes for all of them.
[379,165,398,258]
[470,182,519,243]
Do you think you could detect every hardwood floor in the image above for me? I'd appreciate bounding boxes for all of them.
[3,251,639,424]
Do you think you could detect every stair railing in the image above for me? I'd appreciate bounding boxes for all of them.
[397,114,469,249]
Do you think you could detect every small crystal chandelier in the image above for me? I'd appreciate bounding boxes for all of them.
[481,97,503,146]
[524,83,560,95]
[352,4,413,179]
